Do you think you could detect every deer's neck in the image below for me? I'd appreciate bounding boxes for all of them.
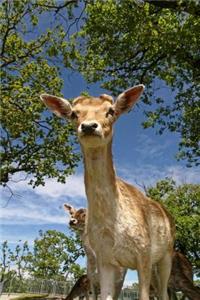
[82,141,118,214]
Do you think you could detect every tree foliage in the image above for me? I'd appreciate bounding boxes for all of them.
[30,230,85,281]
[9,241,32,280]
[0,230,85,283]
[1,0,199,192]
[0,240,32,284]
[145,0,200,16]
[0,241,13,283]
[0,0,82,188]
[147,179,200,276]
[70,0,200,166]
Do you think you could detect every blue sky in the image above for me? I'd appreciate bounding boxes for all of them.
[1,70,200,285]
[1,5,200,286]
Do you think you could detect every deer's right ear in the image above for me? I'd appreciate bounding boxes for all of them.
[114,85,145,117]
[63,203,76,215]
[40,94,72,118]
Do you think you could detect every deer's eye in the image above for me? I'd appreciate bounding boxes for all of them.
[71,111,78,119]
[106,107,115,117]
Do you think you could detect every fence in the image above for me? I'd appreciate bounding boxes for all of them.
[1,276,74,297]
[0,278,187,300]
[1,277,140,299]
[119,289,139,300]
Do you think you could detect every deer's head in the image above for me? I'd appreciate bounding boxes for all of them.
[40,85,144,148]
[64,203,86,232]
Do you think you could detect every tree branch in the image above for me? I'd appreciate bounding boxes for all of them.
[36,0,78,13]
[144,0,200,16]
[1,36,48,68]
[140,53,167,82]
[1,2,31,57]
[106,48,149,75]
[0,183,21,208]
[64,1,87,39]
[1,0,11,57]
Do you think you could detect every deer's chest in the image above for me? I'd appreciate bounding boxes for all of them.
[87,209,150,269]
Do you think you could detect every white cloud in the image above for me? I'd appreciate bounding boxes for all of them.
[165,165,199,185]
[134,133,172,159]
[0,232,35,246]
[0,206,67,225]
[7,173,86,199]
[119,164,200,190]
[0,163,199,226]
[34,174,85,199]
[0,192,68,225]
[0,172,86,225]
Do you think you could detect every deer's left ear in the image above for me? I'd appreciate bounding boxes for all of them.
[63,203,76,215]
[114,85,145,117]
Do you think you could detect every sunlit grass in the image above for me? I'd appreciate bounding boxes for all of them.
[10,294,49,300]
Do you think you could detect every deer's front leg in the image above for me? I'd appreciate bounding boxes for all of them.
[99,264,116,300]
[137,255,152,300]
[84,235,98,300]
[86,248,98,300]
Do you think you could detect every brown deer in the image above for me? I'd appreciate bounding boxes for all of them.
[63,205,96,278]
[151,251,200,300]
[63,204,126,300]
[168,251,200,300]
[64,206,200,300]
[40,84,175,300]
[64,252,200,300]
[64,274,90,300]
[64,204,98,299]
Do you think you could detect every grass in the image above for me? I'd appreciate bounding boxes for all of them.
[10,294,49,300]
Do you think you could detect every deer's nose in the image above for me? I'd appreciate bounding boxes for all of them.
[69,219,77,226]
[81,122,98,134]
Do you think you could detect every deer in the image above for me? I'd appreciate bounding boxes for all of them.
[64,204,98,299]
[63,204,126,300]
[168,251,200,300]
[40,84,176,300]
[64,274,90,300]
[150,250,200,300]
[64,205,200,300]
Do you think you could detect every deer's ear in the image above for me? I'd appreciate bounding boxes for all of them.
[114,85,145,117]
[63,204,76,215]
[40,94,72,118]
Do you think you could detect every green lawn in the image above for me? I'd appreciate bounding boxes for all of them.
[10,294,49,300]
